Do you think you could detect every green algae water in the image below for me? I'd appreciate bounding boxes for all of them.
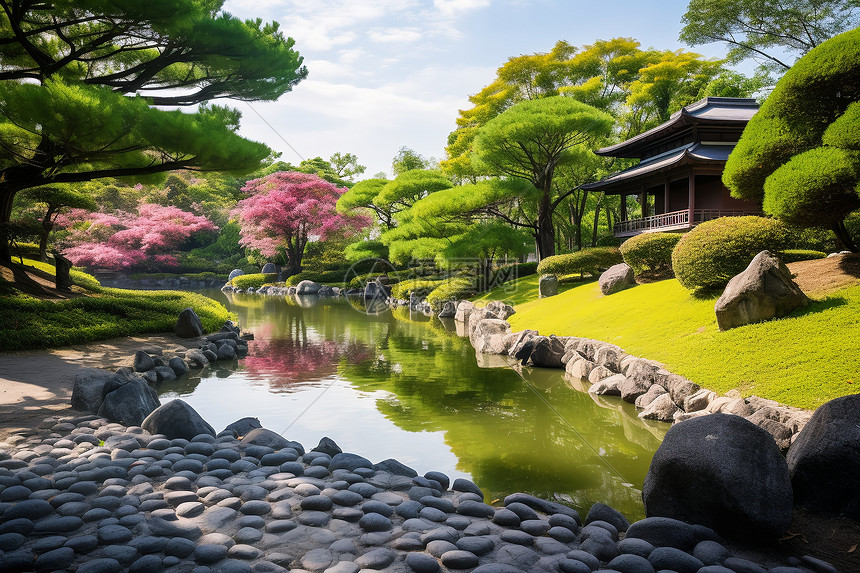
[157,290,667,520]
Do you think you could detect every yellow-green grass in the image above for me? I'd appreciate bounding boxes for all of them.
[0,259,233,351]
[507,278,859,410]
[472,274,583,306]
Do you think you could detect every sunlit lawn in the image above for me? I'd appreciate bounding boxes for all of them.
[477,275,859,410]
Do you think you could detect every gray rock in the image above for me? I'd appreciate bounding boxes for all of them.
[141,399,215,440]
[228,269,245,281]
[635,384,668,409]
[241,428,298,453]
[359,512,392,531]
[70,369,118,413]
[296,280,322,295]
[261,263,277,274]
[331,452,373,471]
[454,300,476,322]
[471,318,512,354]
[223,417,262,438]
[134,351,155,372]
[34,547,75,571]
[373,458,417,477]
[528,335,567,368]
[312,436,342,457]
[406,552,440,572]
[442,550,479,569]
[167,357,189,377]
[599,263,635,295]
[638,393,679,422]
[354,547,395,569]
[539,274,558,298]
[693,540,730,566]
[608,553,656,573]
[619,376,652,403]
[176,307,204,338]
[643,414,792,540]
[787,394,860,518]
[648,546,704,573]
[438,300,457,319]
[585,502,629,532]
[714,250,810,331]
[97,378,160,426]
[588,373,624,396]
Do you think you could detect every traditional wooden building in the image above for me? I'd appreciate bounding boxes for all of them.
[583,97,762,237]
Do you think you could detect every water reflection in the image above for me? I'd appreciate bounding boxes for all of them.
[158,290,668,520]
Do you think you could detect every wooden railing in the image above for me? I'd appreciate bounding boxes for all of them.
[614,209,762,236]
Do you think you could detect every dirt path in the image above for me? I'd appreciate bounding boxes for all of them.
[0,334,197,442]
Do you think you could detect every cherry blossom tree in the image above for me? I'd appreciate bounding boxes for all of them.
[233,171,370,276]
[56,204,217,271]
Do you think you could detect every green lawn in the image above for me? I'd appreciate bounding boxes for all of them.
[0,259,233,351]
[498,278,858,410]
[473,274,586,306]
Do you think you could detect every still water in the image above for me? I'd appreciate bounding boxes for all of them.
[157,290,667,520]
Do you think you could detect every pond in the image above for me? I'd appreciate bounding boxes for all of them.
[157,290,668,520]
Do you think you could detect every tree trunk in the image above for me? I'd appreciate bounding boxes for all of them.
[536,190,555,260]
[0,190,15,263]
[591,194,602,247]
[834,219,858,253]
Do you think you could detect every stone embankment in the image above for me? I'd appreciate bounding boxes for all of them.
[455,300,812,452]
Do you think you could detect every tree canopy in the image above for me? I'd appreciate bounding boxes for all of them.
[723,27,860,251]
[0,0,308,259]
[680,0,860,75]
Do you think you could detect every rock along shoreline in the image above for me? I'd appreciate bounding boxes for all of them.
[0,303,842,572]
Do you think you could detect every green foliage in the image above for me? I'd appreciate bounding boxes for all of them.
[0,286,232,351]
[536,247,623,277]
[344,241,388,263]
[723,27,860,250]
[392,146,435,176]
[231,273,278,289]
[620,233,683,276]
[426,278,477,311]
[509,275,860,410]
[680,0,860,74]
[391,279,442,300]
[778,249,827,263]
[671,216,792,290]
[762,147,860,228]
[376,170,453,211]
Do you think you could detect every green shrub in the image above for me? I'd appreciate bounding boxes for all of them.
[231,273,278,289]
[536,247,622,277]
[777,249,827,263]
[672,216,792,290]
[490,262,539,287]
[426,277,476,311]
[391,279,441,299]
[620,233,682,276]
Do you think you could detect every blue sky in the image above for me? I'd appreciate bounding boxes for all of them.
[222,0,738,179]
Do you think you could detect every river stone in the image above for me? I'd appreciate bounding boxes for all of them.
[71,369,118,413]
[585,502,629,532]
[714,251,810,331]
[331,452,373,471]
[471,318,512,354]
[649,546,705,573]
[539,274,558,298]
[296,280,322,295]
[638,393,680,422]
[787,394,860,518]
[406,552,440,572]
[141,399,215,440]
[643,414,792,540]
[599,263,635,295]
[438,300,457,319]
[240,428,294,451]
[588,373,624,395]
[176,308,204,338]
[529,335,566,368]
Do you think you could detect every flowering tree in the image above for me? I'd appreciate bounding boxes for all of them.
[233,171,370,276]
[57,204,217,271]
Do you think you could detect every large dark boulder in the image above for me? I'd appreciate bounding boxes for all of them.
[97,378,160,426]
[141,399,215,440]
[261,263,277,274]
[223,417,262,438]
[714,250,810,331]
[70,368,116,413]
[528,335,566,368]
[175,308,204,338]
[241,428,304,455]
[787,394,860,518]
[599,263,635,296]
[643,413,793,540]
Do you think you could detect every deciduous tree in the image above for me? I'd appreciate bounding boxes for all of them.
[0,0,307,260]
[233,172,369,276]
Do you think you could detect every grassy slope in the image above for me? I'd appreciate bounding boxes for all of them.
[473,274,583,306]
[0,259,233,351]
[484,276,858,410]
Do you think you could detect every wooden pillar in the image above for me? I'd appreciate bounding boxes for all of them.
[688,171,696,225]
[620,192,627,221]
[640,187,647,218]
[664,179,670,214]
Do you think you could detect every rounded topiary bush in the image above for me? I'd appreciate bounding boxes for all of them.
[671,216,792,290]
[232,273,278,289]
[620,232,682,277]
[536,247,622,277]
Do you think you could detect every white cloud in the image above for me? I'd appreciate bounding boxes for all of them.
[433,0,492,16]
[368,27,424,44]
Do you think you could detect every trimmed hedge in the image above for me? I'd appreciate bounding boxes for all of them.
[671,216,792,290]
[391,278,441,300]
[778,249,827,263]
[426,277,476,311]
[232,273,278,289]
[536,247,623,277]
[620,233,682,276]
